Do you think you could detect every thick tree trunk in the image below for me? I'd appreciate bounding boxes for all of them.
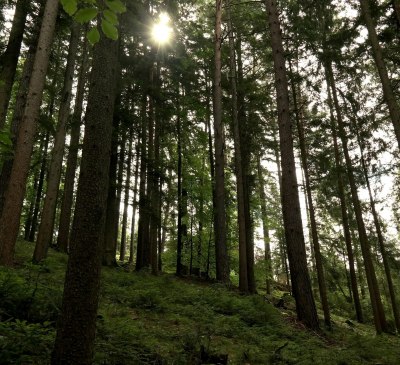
[0,0,59,266]
[289,66,331,327]
[213,0,229,283]
[0,0,44,220]
[34,23,80,262]
[0,0,29,128]
[51,28,119,365]
[237,41,256,294]
[57,37,89,253]
[265,0,318,329]
[326,63,387,333]
[273,136,290,289]
[359,0,400,150]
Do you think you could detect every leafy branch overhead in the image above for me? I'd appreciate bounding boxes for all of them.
[60,0,126,44]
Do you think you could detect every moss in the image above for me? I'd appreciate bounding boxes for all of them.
[0,241,399,364]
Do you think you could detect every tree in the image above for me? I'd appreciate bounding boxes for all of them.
[359,0,400,151]
[265,0,319,330]
[51,21,120,365]
[0,0,59,266]
[213,0,229,283]
[34,23,81,262]
[0,0,29,128]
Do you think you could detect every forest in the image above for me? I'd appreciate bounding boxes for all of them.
[0,0,400,363]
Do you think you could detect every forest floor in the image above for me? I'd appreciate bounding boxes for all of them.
[0,241,399,364]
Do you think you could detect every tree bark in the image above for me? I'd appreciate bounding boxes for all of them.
[325,83,364,323]
[102,117,120,266]
[326,62,387,333]
[213,0,229,283]
[51,27,119,365]
[136,91,149,270]
[257,154,272,295]
[28,132,50,242]
[227,2,248,293]
[34,23,80,262]
[0,0,59,266]
[352,112,400,331]
[289,65,331,327]
[119,127,134,262]
[0,0,29,128]
[265,0,318,329]
[57,36,89,253]
[129,146,140,263]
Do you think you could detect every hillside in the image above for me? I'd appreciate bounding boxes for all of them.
[0,241,399,365]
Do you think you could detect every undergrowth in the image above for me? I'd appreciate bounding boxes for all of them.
[0,241,399,364]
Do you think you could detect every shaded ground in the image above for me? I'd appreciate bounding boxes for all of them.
[0,241,399,364]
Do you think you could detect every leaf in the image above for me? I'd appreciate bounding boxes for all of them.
[101,19,118,40]
[61,0,78,16]
[105,0,126,14]
[87,26,100,45]
[74,7,98,24]
[103,9,118,25]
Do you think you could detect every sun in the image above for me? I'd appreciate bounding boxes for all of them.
[152,12,172,44]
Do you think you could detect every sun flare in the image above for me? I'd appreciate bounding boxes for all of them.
[152,12,172,44]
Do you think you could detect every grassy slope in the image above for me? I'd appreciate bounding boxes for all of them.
[0,241,399,364]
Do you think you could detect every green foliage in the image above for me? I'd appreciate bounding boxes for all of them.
[0,320,54,364]
[60,0,77,16]
[59,0,126,44]
[87,26,100,45]
[74,7,98,23]
[2,242,400,364]
[101,18,118,40]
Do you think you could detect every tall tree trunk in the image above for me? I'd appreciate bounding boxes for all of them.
[257,154,272,295]
[129,146,140,263]
[326,63,387,333]
[102,117,120,266]
[176,97,184,276]
[352,114,400,331]
[227,2,248,293]
[273,132,290,289]
[359,0,400,150]
[265,0,318,330]
[0,0,29,128]
[0,0,44,222]
[149,65,160,275]
[29,132,50,242]
[213,0,229,283]
[51,27,119,365]
[34,23,80,262]
[0,0,59,266]
[324,77,364,323]
[57,37,89,253]
[119,127,134,262]
[237,38,256,294]
[289,64,331,327]
[136,91,149,270]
